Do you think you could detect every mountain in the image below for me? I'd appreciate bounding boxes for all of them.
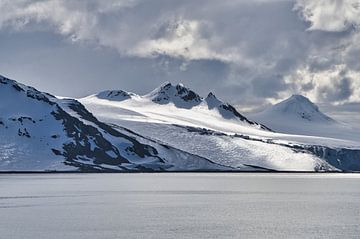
[145,82,203,109]
[96,90,136,101]
[81,82,360,172]
[2,76,359,172]
[249,95,360,141]
[0,75,231,172]
[86,82,270,131]
[256,94,335,123]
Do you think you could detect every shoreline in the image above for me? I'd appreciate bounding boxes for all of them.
[0,170,359,174]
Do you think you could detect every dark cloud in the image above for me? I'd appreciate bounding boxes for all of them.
[318,77,353,102]
[251,75,288,98]
[0,0,359,111]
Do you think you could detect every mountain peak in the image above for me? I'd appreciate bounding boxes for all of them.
[159,81,173,89]
[205,92,222,109]
[1,75,57,105]
[289,94,316,105]
[290,94,307,99]
[265,94,334,123]
[96,90,134,101]
[146,82,202,109]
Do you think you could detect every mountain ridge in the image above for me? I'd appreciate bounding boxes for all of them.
[0,75,230,172]
[89,81,271,131]
[2,74,360,172]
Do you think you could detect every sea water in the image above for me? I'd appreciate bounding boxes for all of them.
[1,173,359,239]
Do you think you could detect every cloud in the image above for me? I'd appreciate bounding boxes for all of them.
[131,18,233,61]
[0,0,231,61]
[0,0,360,110]
[289,0,360,104]
[294,0,360,32]
[284,64,360,104]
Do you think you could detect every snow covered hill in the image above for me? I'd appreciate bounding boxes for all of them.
[89,82,270,132]
[250,95,360,142]
[0,75,230,172]
[80,82,360,172]
[259,94,334,123]
[2,76,359,172]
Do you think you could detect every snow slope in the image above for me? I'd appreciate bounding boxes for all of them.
[0,75,230,172]
[250,95,360,142]
[2,75,359,172]
[87,82,270,132]
[80,82,360,171]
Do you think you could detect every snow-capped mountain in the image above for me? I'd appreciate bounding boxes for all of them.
[146,82,203,109]
[0,75,230,172]
[250,95,359,141]
[80,82,360,172]
[146,83,268,130]
[1,76,359,172]
[96,90,135,101]
[254,94,335,123]
[85,82,270,131]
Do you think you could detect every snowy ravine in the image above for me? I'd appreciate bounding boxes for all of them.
[0,75,231,172]
[80,82,360,172]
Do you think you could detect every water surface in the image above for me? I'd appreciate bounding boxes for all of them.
[1,173,359,239]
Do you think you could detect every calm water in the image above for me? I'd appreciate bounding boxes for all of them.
[1,173,360,239]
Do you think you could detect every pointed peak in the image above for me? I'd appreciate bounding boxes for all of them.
[291,94,305,98]
[146,81,202,109]
[205,92,222,109]
[96,90,133,101]
[206,92,216,98]
[158,81,173,89]
[175,83,188,92]
[282,94,318,111]
[148,81,174,95]
[288,94,311,102]
[268,94,335,123]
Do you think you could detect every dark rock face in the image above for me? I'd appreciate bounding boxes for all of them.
[51,106,129,166]
[151,83,202,109]
[64,99,159,159]
[175,84,202,102]
[178,125,227,136]
[301,145,360,172]
[96,90,132,101]
[18,128,31,138]
[0,76,166,171]
[219,104,272,131]
[50,98,168,170]
[151,82,172,103]
[12,84,24,92]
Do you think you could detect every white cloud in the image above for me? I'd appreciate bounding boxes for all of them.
[283,64,360,104]
[294,0,360,32]
[0,0,246,62]
[1,0,360,108]
[131,19,236,61]
[289,0,360,105]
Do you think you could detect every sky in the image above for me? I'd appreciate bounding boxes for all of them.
[0,0,359,123]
